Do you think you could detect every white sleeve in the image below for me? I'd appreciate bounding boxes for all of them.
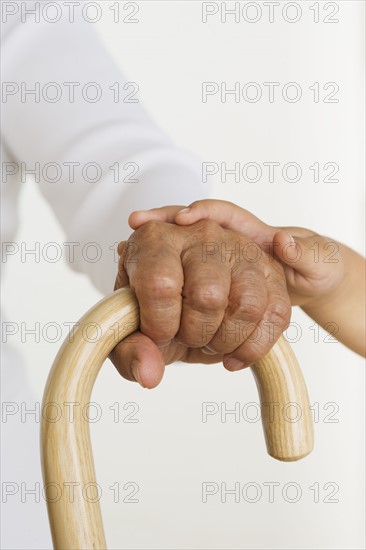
[1,14,208,294]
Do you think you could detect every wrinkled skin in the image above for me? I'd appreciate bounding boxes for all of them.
[110,219,291,389]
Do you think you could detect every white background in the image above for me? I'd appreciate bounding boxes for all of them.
[2,1,365,549]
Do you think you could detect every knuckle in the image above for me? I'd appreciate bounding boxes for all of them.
[231,291,266,322]
[142,273,181,301]
[133,219,165,241]
[193,218,222,239]
[266,299,291,328]
[187,283,228,312]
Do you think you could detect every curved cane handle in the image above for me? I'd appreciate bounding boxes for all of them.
[41,287,313,549]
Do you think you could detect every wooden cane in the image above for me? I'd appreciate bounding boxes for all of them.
[41,286,313,549]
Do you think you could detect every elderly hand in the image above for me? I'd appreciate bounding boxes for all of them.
[110,218,291,388]
[129,200,345,307]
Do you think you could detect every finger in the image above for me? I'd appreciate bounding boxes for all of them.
[184,348,224,365]
[223,267,291,370]
[204,264,268,355]
[114,241,130,289]
[128,205,185,229]
[109,330,165,389]
[175,200,275,247]
[175,243,231,348]
[125,221,184,342]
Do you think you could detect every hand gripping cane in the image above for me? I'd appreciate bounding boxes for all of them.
[41,286,313,549]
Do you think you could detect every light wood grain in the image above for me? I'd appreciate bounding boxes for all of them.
[41,286,313,549]
[251,336,314,461]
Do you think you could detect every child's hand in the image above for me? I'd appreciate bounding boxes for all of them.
[129,199,345,308]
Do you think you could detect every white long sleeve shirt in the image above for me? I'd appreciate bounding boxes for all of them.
[1,11,207,293]
[1,10,207,549]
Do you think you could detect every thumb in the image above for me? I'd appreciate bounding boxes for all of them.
[128,205,185,229]
[273,231,316,276]
[109,330,165,389]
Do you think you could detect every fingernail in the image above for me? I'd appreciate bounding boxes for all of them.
[133,210,149,216]
[131,360,143,386]
[177,207,190,215]
[224,358,244,371]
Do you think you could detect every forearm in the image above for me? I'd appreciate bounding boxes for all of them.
[2,15,208,295]
[302,243,366,356]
